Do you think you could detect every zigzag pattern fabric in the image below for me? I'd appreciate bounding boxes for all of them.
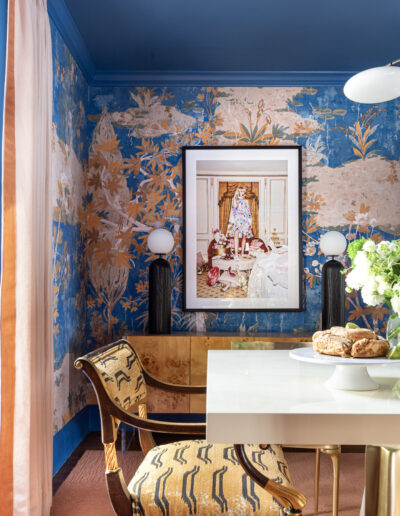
[90,342,147,411]
[129,440,291,515]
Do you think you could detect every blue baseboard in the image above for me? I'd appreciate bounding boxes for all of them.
[53,405,205,475]
[53,404,100,475]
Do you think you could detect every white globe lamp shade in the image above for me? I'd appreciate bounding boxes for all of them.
[320,231,347,257]
[344,65,400,103]
[147,229,174,255]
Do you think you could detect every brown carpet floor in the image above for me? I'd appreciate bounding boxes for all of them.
[51,450,364,515]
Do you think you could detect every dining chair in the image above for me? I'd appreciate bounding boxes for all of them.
[75,339,306,515]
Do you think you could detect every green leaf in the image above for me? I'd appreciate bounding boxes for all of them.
[388,323,400,341]
[347,238,367,261]
[388,343,400,359]
[251,124,259,139]
[240,123,251,140]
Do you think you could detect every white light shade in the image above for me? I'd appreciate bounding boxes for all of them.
[344,65,400,103]
[319,231,347,257]
[147,228,174,254]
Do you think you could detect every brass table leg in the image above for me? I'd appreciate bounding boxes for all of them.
[365,445,400,516]
[314,448,320,515]
[320,445,341,516]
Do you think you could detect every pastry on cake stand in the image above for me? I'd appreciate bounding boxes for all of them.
[290,347,399,391]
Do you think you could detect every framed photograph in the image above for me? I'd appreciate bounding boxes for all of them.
[183,146,302,311]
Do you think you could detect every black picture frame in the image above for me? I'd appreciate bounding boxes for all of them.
[183,145,303,312]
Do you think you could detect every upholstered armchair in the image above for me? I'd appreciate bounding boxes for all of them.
[75,339,306,515]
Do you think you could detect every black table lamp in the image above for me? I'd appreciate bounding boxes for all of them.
[147,228,174,334]
[319,231,347,330]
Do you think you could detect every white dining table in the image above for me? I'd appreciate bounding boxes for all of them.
[206,349,400,515]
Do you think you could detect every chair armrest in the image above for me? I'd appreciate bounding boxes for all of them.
[234,444,306,514]
[75,356,206,442]
[111,402,206,435]
[143,369,206,394]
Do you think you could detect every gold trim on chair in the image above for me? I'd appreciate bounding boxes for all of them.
[234,444,306,514]
[104,442,118,473]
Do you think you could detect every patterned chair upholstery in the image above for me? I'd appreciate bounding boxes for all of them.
[75,340,306,515]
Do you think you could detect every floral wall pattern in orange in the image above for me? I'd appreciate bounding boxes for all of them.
[86,86,400,344]
[50,25,400,432]
[51,23,89,432]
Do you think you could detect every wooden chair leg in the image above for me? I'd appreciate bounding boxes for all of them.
[321,445,341,516]
[314,448,320,515]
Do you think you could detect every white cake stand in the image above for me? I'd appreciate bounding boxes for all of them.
[290,347,400,391]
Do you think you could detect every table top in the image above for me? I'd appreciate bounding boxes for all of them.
[206,349,400,445]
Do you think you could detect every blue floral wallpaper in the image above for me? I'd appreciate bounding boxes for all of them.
[86,86,400,346]
[51,22,89,432]
[50,28,400,431]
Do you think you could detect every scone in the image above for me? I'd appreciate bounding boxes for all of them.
[313,332,353,357]
[312,326,390,358]
[350,338,390,358]
[330,326,376,341]
[312,330,329,342]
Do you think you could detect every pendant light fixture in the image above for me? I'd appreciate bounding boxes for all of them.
[344,59,400,103]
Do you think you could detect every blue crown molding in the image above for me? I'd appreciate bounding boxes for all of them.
[91,70,354,88]
[46,0,353,88]
[47,0,95,83]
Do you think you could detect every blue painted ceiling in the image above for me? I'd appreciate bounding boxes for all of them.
[63,0,399,73]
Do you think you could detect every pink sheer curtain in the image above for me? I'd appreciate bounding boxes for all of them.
[0,0,53,514]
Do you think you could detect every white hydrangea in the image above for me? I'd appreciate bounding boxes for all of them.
[363,240,376,252]
[377,241,390,256]
[366,276,379,291]
[392,295,400,317]
[376,275,391,295]
[346,269,365,290]
[346,239,400,313]
[361,280,384,306]
[353,251,371,276]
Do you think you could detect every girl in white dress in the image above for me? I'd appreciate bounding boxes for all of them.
[228,186,253,259]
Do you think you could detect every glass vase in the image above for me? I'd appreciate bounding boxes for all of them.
[386,310,400,359]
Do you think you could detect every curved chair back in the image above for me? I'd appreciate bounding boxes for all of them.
[74,339,155,515]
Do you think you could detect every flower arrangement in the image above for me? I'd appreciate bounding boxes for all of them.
[345,238,400,358]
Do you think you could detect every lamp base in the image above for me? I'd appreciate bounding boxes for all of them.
[322,258,345,330]
[148,257,171,334]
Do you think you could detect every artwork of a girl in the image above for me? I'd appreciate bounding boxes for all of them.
[228,186,253,259]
